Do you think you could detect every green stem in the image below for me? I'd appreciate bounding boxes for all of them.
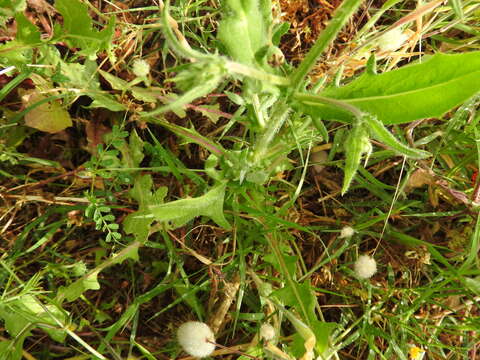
[144,117,225,157]
[251,100,291,163]
[227,61,290,86]
[294,92,364,119]
[290,0,363,91]
[161,0,210,60]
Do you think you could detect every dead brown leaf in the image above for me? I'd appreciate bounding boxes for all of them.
[406,168,435,190]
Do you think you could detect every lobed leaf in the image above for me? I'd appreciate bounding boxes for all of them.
[149,182,231,229]
[123,174,167,243]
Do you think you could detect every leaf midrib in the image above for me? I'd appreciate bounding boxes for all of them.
[323,69,480,103]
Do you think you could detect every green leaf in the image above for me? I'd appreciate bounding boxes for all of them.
[312,321,336,353]
[15,13,41,44]
[148,182,231,229]
[449,0,463,19]
[198,104,222,124]
[86,94,126,111]
[114,129,145,169]
[98,69,130,91]
[174,284,205,318]
[465,276,480,294]
[298,52,480,124]
[130,87,159,103]
[110,243,140,265]
[0,336,25,360]
[264,253,297,278]
[364,115,431,159]
[61,60,100,90]
[141,61,225,117]
[342,123,371,195]
[55,0,115,56]
[0,0,26,18]
[0,40,33,66]
[123,174,167,243]
[58,242,140,303]
[128,130,144,168]
[218,0,270,66]
[272,282,316,323]
[58,270,100,302]
[0,295,68,342]
[23,91,72,133]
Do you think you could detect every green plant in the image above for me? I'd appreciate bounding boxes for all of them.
[1,0,480,359]
[145,0,480,198]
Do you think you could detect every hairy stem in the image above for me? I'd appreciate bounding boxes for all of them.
[251,100,291,163]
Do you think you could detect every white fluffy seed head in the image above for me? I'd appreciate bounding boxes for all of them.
[177,321,215,358]
[377,28,409,52]
[132,59,150,77]
[259,323,275,341]
[354,255,377,279]
[339,226,355,239]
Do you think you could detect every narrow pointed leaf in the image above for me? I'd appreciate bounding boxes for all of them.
[342,124,370,195]
[365,115,431,159]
